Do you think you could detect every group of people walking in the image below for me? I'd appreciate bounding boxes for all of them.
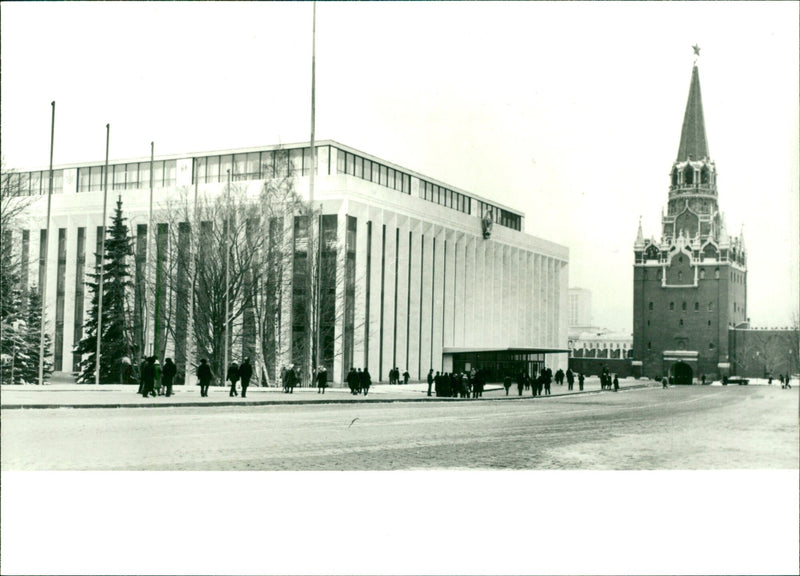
[428,369,487,398]
[345,367,373,395]
[599,366,619,391]
[387,367,410,385]
[137,356,177,398]
[136,358,622,399]
[225,358,254,397]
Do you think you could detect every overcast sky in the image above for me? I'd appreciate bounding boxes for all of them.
[2,1,798,332]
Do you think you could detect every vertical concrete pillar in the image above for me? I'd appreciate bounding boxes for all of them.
[407,219,423,379]
[419,221,434,375]
[366,208,383,380]
[394,215,410,378]
[352,204,369,372]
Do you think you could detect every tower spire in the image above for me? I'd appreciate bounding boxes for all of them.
[677,56,709,161]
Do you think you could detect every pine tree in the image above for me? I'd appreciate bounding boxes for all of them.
[20,286,53,384]
[74,196,136,383]
[0,284,28,384]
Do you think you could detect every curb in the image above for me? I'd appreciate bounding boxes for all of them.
[0,384,656,410]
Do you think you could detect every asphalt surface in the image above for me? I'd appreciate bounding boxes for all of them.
[2,384,796,470]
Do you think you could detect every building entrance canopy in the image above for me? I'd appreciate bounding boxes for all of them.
[442,347,569,383]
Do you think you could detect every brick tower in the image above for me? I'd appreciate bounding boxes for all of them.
[633,56,747,383]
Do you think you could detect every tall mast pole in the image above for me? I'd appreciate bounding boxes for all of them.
[310,0,321,375]
[143,142,154,359]
[223,169,231,382]
[38,101,55,385]
[150,142,159,360]
[95,124,110,385]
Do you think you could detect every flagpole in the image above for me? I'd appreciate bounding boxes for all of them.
[310,0,321,377]
[38,101,55,385]
[95,124,110,385]
[146,141,155,360]
[223,169,231,384]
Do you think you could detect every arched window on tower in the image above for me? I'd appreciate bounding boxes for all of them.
[701,165,710,185]
[683,164,694,185]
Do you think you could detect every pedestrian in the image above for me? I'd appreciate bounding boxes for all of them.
[556,368,564,386]
[613,375,619,392]
[361,368,371,396]
[355,368,363,394]
[544,368,551,396]
[566,368,574,391]
[702,374,707,385]
[137,357,148,394]
[239,357,253,398]
[578,372,584,391]
[473,369,484,398]
[162,357,177,397]
[154,358,162,395]
[427,368,434,397]
[403,370,410,385]
[281,365,288,393]
[286,366,297,394]
[662,375,668,389]
[120,355,131,386]
[198,358,212,397]
[537,370,545,396]
[141,356,156,398]
[458,373,469,398]
[786,375,792,389]
[503,374,512,396]
[516,372,525,396]
[227,361,240,397]
[316,365,328,394]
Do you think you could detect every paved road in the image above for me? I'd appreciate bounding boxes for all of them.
[2,386,796,470]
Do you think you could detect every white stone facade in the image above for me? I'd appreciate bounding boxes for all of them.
[10,140,569,384]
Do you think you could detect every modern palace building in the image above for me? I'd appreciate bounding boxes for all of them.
[7,141,569,386]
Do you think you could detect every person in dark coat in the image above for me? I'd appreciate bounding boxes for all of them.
[613,375,619,392]
[403,370,410,385]
[517,372,525,396]
[197,358,213,397]
[434,371,442,397]
[141,356,156,398]
[346,368,357,394]
[544,368,552,396]
[280,366,288,393]
[555,368,564,386]
[578,372,584,391]
[161,357,177,397]
[239,358,253,398]
[427,369,434,397]
[227,362,240,397]
[360,368,371,396]
[566,368,574,391]
[316,366,328,394]
[473,369,484,398]
[355,368,363,394]
[137,357,148,394]
[285,366,297,393]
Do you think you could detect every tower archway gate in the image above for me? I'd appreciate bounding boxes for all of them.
[663,351,699,384]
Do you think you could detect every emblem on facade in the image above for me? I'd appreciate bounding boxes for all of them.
[481,211,493,239]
